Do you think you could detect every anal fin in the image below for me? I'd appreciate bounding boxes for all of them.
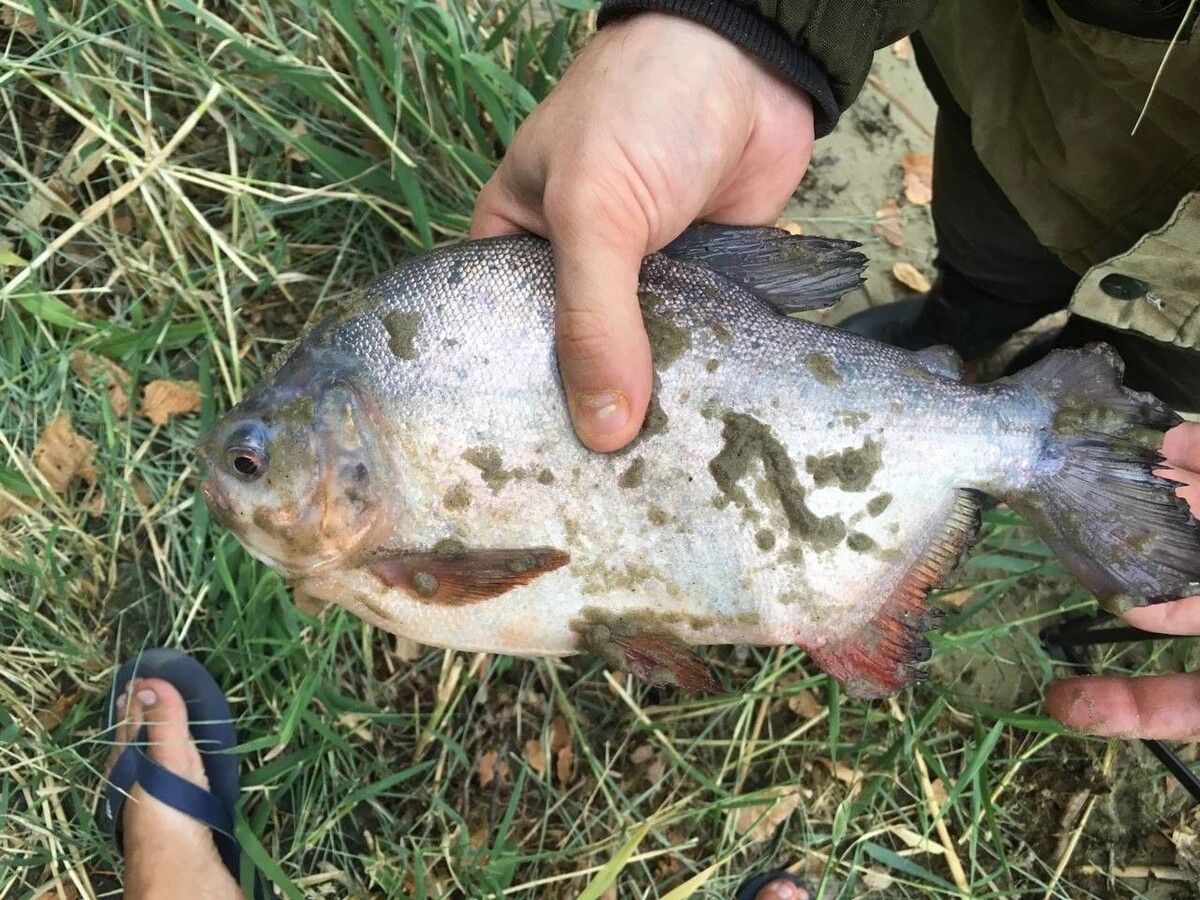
[804,490,983,699]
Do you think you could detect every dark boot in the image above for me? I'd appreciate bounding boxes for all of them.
[838,267,1065,360]
[842,32,1079,361]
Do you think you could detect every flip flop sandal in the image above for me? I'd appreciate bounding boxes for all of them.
[735,870,817,900]
[101,648,269,898]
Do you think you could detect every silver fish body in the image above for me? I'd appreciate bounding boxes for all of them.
[199,227,1200,697]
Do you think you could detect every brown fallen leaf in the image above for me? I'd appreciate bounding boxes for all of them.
[524,739,545,775]
[477,750,500,787]
[862,868,895,892]
[901,152,933,206]
[141,380,201,426]
[891,37,912,61]
[929,777,949,805]
[1,6,37,36]
[284,120,309,163]
[549,715,571,753]
[549,715,574,785]
[937,588,975,609]
[872,198,904,247]
[892,262,932,294]
[392,635,423,662]
[630,744,656,765]
[70,351,131,416]
[774,218,804,236]
[816,758,864,798]
[733,786,802,844]
[293,590,331,616]
[37,690,82,730]
[787,689,824,720]
[556,743,574,787]
[33,415,97,492]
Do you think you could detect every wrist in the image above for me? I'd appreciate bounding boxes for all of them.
[597,0,837,135]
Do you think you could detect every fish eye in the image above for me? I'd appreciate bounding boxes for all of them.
[223,422,269,481]
[227,446,267,480]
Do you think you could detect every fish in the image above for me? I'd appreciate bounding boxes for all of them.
[197,225,1200,699]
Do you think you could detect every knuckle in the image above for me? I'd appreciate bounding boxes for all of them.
[555,308,624,371]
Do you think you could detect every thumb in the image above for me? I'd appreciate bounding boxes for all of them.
[550,222,652,453]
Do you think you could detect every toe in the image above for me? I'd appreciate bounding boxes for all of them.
[134,678,210,791]
[755,879,811,900]
[104,685,140,776]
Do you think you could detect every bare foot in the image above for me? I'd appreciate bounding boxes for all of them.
[105,678,243,900]
[753,878,812,900]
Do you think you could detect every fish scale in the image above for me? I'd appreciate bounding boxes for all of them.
[199,225,1200,698]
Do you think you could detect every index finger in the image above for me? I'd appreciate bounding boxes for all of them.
[1162,421,1200,471]
[1123,594,1200,635]
[1045,672,1200,740]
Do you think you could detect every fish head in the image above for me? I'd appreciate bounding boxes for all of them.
[199,351,395,576]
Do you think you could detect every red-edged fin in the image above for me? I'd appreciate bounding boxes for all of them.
[574,614,723,693]
[804,490,983,699]
[367,544,569,605]
[613,632,723,693]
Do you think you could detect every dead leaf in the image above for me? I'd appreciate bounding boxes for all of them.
[891,37,912,61]
[872,198,904,247]
[140,380,201,426]
[556,743,574,786]
[929,778,949,805]
[293,590,330,616]
[284,121,309,163]
[887,824,943,855]
[630,744,656,765]
[901,153,933,206]
[862,868,895,892]
[646,754,666,785]
[892,262,932,294]
[549,715,571,752]
[549,715,574,785]
[1,7,37,36]
[33,415,97,492]
[392,635,423,662]
[816,758,864,797]
[524,739,545,775]
[477,750,500,787]
[733,786,802,843]
[774,218,804,236]
[37,690,82,730]
[131,476,154,507]
[937,589,975,609]
[70,351,131,417]
[787,689,823,720]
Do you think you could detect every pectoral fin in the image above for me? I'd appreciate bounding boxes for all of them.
[367,543,569,605]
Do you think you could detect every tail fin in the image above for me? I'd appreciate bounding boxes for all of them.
[1005,344,1200,609]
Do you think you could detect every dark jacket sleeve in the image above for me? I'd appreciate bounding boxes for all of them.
[597,0,935,136]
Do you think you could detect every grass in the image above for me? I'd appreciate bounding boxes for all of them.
[1,1,1197,898]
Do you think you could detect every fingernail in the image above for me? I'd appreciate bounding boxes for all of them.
[116,693,128,714]
[575,391,629,437]
[136,688,158,708]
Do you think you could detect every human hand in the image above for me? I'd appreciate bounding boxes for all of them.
[471,13,815,451]
[1045,422,1200,739]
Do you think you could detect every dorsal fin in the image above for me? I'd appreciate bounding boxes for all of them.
[661,225,867,313]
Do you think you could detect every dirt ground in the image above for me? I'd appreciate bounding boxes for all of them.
[784,45,938,326]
